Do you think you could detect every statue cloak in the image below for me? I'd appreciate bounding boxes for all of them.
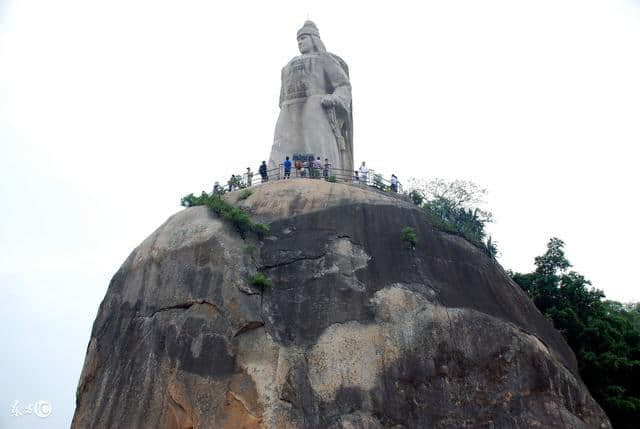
[268,52,353,175]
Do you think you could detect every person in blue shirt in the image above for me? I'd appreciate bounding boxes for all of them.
[283,156,292,179]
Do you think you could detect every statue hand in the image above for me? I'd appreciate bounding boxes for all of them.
[321,95,337,108]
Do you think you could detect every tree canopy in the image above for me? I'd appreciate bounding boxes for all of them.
[511,238,640,428]
[407,178,496,257]
[408,178,640,426]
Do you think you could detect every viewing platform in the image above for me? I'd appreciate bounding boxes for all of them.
[215,165,404,197]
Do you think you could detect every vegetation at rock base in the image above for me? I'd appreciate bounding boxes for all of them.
[250,272,272,289]
[511,238,640,429]
[327,175,337,183]
[407,178,496,257]
[181,192,269,238]
[401,226,417,250]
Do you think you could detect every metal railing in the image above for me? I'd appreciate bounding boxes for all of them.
[213,165,403,195]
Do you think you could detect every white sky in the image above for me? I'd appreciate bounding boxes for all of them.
[1,1,639,427]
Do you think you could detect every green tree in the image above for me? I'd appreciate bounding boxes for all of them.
[408,178,495,255]
[408,178,491,211]
[408,189,424,206]
[511,238,640,428]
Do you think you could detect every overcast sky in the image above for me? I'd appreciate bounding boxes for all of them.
[1,1,639,427]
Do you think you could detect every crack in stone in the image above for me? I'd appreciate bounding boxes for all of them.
[233,321,265,338]
[260,285,264,325]
[278,393,295,408]
[237,286,262,296]
[336,233,362,246]
[261,252,327,270]
[140,299,221,319]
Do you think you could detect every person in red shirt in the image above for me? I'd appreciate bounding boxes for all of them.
[295,159,303,177]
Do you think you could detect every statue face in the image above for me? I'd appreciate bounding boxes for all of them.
[297,35,313,54]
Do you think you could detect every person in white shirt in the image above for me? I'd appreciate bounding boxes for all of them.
[359,161,369,185]
[246,167,253,187]
[391,174,398,192]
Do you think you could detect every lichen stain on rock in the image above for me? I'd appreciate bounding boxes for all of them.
[308,321,398,402]
[306,285,443,404]
[309,238,370,291]
[234,327,284,428]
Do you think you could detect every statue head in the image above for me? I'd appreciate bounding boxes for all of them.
[297,21,326,54]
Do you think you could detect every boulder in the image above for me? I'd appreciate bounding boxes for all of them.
[72,180,611,428]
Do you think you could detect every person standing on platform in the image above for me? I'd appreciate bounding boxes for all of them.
[284,156,292,179]
[359,161,369,185]
[246,167,253,187]
[212,181,224,196]
[303,159,310,177]
[391,174,398,193]
[259,161,268,183]
[295,159,303,177]
[313,157,322,178]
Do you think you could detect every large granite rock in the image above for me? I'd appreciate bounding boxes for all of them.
[72,180,611,428]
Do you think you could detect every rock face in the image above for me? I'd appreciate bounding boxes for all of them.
[73,180,611,428]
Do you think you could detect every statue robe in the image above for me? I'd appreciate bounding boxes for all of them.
[268,52,353,175]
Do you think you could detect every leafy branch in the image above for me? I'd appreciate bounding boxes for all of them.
[181,192,269,238]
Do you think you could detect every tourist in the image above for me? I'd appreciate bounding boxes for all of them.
[313,157,323,178]
[246,167,253,187]
[228,174,236,192]
[391,174,398,193]
[323,158,330,180]
[284,156,292,179]
[303,160,310,177]
[259,161,268,183]
[359,161,369,185]
[295,158,303,177]
[212,181,224,196]
[353,170,359,183]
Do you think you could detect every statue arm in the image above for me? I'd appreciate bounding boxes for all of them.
[321,57,353,162]
[322,58,351,112]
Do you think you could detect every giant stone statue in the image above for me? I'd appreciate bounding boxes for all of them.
[268,21,353,174]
